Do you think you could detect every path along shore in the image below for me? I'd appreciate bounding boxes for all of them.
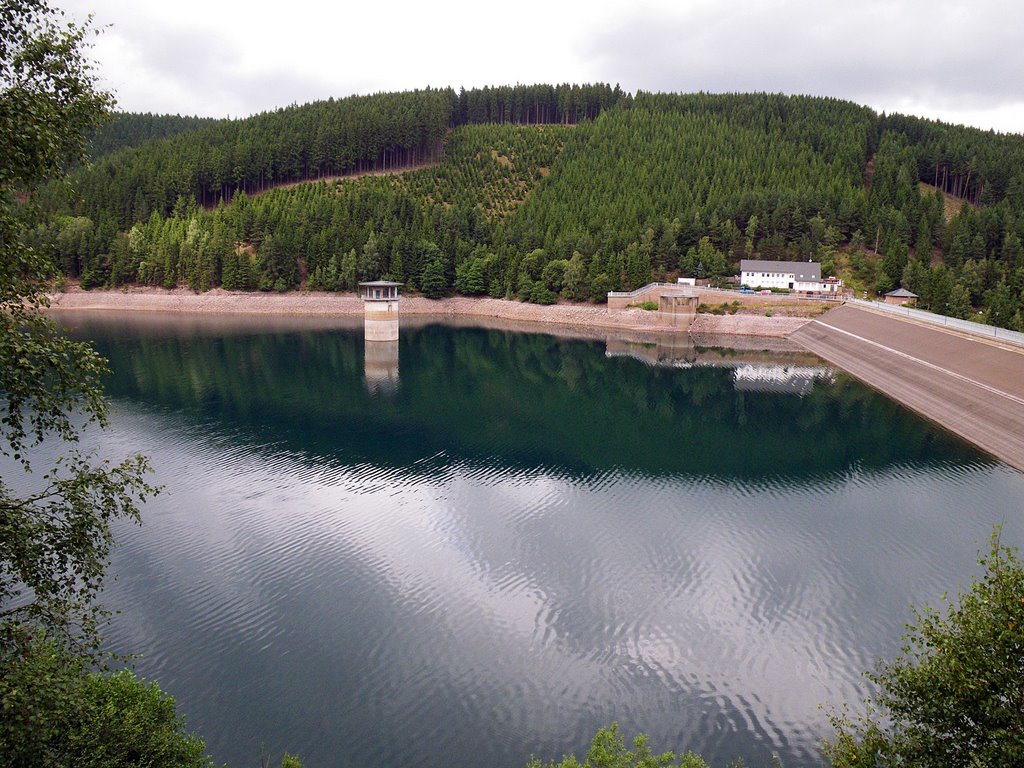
[46,286,813,338]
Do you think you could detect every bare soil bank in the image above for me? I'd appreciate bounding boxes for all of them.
[47,286,812,338]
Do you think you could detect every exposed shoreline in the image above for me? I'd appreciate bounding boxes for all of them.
[46,286,814,338]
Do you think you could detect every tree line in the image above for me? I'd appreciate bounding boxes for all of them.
[37,83,626,229]
[84,111,223,160]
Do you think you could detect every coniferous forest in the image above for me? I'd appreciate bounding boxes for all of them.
[24,84,1024,329]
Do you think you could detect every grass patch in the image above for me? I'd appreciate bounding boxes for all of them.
[698,301,739,316]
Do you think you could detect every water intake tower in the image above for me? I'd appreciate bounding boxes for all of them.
[359,280,402,342]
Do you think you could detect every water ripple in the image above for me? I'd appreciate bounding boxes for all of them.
[69,357,1024,768]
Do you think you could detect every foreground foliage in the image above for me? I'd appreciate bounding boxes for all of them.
[1,3,241,766]
[824,531,1024,767]
[0,633,211,767]
[526,724,714,768]
[1,0,156,650]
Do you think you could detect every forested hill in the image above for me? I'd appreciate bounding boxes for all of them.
[85,112,224,160]
[30,87,1024,330]
[44,84,625,224]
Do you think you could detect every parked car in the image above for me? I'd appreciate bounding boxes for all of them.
[739,287,754,294]
[758,289,773,295]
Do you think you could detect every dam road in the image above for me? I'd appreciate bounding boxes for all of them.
[791,304,1024,473]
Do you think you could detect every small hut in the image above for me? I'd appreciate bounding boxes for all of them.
[884,288,919,306]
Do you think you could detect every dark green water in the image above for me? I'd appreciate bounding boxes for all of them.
[49,313,1024,767]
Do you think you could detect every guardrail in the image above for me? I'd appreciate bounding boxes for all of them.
[606,282,683,299]
[609,284,843,302]
[847,297,1024,349]
[698,287,844,302]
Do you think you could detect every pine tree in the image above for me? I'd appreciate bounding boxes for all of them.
[420,258,447,298]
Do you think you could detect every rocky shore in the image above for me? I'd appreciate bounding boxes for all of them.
[46,286,815,338]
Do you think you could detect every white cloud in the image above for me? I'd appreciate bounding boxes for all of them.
[584,0,1024,131]
[59,0,1024,132]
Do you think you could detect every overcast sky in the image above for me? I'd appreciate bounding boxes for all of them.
[61,0,1023,134]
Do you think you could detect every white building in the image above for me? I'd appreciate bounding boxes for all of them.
[740,259,842,294]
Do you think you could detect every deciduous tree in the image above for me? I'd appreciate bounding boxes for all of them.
[825,531,1024,767]
[0,5,219,766]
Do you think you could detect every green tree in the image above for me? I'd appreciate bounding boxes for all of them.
[1,0,153,652]
[946,282,972,319]
[339,247,358,290]
[825,531,1024,768]
[527,280,557,304]
[622,241,651,291]
[0,5,233,767]
[420,257,447,298]
[358,231,384,281]
[915,212,932,257]
[984,280,1020,328]
[959,259,986,304]
[0,633,213,767]
[541,258,569,293]
[525,724,710,768]
[900,257,927,297]
[693,236,727,277]
[561,251,588,300]
[454,256,487,295]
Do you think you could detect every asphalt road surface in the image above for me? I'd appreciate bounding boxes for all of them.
[791,304,1024,473]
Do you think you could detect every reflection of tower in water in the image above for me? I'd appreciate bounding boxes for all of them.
[359,280,402,394]
[364,340,399,395]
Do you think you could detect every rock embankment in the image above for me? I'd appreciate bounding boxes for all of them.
[47,286,814,338]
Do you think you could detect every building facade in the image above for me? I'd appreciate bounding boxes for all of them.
[739,259,842,294]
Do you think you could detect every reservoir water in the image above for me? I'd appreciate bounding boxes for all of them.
[49,313,1024,767]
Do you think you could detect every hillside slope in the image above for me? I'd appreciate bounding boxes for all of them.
[31,87,1024,329]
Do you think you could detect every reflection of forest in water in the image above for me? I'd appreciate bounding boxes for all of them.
[63,314,984,480]
[48,313,1020,768]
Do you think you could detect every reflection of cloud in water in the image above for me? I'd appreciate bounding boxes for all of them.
[732,365,835,396]
[45,316,1015,768]
[95,399,1024,767]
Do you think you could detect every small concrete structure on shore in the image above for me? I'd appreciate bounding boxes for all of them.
[607,282,699,328]
[658,292,699,327]
[359,280,402,341]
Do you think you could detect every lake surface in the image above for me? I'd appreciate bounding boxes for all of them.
[49,313,1024,767]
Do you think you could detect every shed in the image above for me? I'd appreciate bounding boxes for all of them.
[884,288,919,306]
